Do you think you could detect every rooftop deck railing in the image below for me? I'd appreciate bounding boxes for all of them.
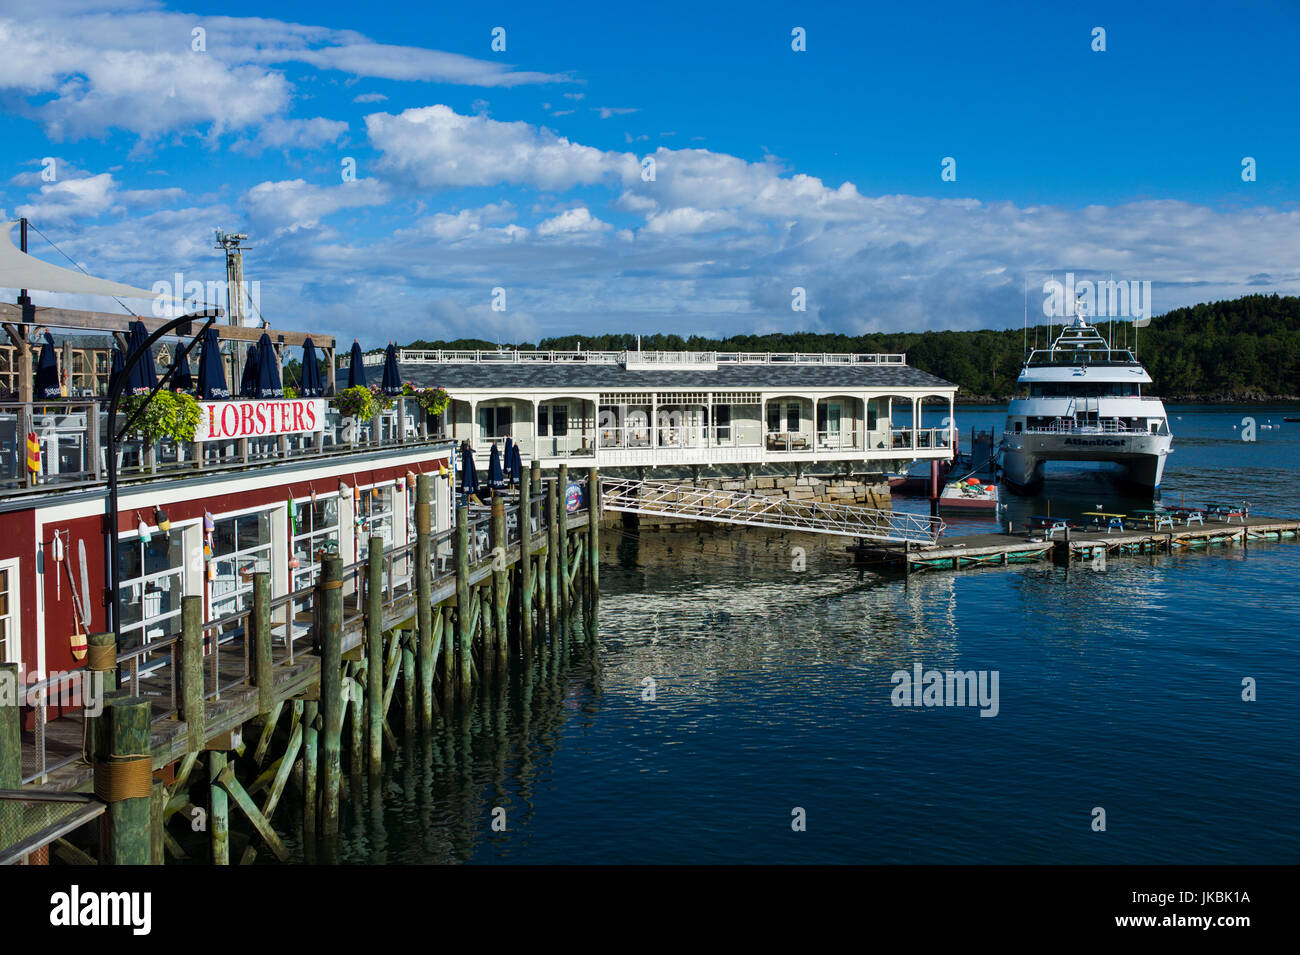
[0,399,448,496]
[363,348,908,366]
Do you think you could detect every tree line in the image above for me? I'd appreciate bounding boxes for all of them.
[401,294,1300,400]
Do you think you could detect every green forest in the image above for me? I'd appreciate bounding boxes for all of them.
[402,294,1300,400]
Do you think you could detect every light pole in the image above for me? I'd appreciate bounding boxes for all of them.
[105,309,220,641]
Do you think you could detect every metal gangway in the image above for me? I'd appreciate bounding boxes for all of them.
[600,478,945,546]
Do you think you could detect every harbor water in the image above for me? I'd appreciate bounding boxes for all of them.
[285,404,1300,864]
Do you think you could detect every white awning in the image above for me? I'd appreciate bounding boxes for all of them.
[0,220,156,300]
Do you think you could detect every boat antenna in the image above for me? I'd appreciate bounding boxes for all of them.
[1023,274,1028,359]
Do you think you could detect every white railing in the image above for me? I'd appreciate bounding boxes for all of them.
[1022,419,1148,435]
[366,349,908,366]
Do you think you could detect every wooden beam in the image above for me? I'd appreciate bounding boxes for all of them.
[0,302,334,349]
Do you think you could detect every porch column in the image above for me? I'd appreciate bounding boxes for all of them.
[530,398,538,459]
[911,397,920,449]
[651,393,658,449]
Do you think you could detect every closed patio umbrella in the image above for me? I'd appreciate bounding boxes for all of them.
[347,340,367,389]
[381,342,402,396]
[486,443,504,492]
[196,326,229,400]
[508,440,523,488]
[34,330,60,399]
[252,333,283,399]
[503,437,515,488]
[239,341,260,398]
[299,336,323,397]
[108,347,123,397]
[123,319,157,395]
[459,442,479,498]
[168,343,194,393]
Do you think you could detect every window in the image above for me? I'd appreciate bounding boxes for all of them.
[867,403,878,430]
[478,405,513,439]
[0,560,18,664]
[118,532,186,647]
[551,405,568,437]
[786,402,800,433]
[537,405,549,437]
[714,405,731,441]
[291,495,340,596]
[211,511,272,623]
[766,403,780,432]
[357,485,395,557]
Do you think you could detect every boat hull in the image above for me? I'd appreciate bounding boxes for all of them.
[1000,430,1171,491]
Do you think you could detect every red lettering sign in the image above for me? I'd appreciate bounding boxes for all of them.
[195,399,327,443]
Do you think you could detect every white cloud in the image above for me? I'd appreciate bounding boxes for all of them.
[234,116,349,154]
[352,92,388,104]
[536,207,610,237]
[367,105,634,190]
[241,178,391,234]
[594,107,638,119]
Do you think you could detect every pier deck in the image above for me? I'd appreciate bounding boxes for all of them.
[851,515,1300,572]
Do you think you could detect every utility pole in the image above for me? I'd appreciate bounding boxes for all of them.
[214,230,249,327]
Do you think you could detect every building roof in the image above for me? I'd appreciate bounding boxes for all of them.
[401,362,956,392]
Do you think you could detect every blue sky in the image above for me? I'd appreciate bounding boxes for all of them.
[1,0,1297,345]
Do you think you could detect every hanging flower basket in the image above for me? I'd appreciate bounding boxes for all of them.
[401,383,450,417]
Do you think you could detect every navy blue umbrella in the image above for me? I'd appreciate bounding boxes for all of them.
[251,333,283,399]
[168,343,194,393]
[459,443,479,497]
[486,443,504,492]
[381,343,402,396]
[196,326,229,400]
[108,347,123,397]
[347,341,367,390]
[34,331,60,399]
[238,342,260,398]
[503,437,515,487]
[124,320,158,395]
[299,336,323,398]
[508,440,523,488]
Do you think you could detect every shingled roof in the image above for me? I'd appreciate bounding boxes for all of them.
[400,362,956,391]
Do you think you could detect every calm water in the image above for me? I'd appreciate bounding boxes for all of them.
[284,404,1300,864]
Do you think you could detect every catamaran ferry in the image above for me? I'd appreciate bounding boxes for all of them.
[999,313,1173,494]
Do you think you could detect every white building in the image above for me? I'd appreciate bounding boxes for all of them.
[382,349,959,473]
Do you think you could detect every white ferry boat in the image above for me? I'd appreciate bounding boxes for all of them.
[999,311,1173,494]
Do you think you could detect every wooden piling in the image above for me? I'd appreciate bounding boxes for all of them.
[302,699,318,837]
[252,571,274,714]
[454,506,471,702]
[415,474,435,725]
[519,462,537,650]
[180,596,205,752]
[557,464,570,622]
[150,778,165,865]
[547,478,559,636]
[491,500,509,667]
[588,467,600,627]
[94,694,153,865]
[318,554,344,836]
[366,536,384,775]
[402,641,416,733]
[84,631,117,760]
[209,751,229,864]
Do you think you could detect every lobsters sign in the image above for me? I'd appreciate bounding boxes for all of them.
[197,398,326,442]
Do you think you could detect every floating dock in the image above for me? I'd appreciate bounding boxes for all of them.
[850,515,1300,573]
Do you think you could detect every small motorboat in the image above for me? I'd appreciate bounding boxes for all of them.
[938,476,1000,512]
[1284,416,1300,423]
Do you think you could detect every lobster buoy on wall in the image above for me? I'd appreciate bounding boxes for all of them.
[26,432,40,475]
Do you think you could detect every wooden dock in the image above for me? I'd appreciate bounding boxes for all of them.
[850,515,1300,573]
[1,466,601,866]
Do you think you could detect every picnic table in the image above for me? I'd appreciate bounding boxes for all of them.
[1130,508,1176,531]
[1082,511,1127,533]
[1204,501,1250,523]
[1028,515,1077,539]
[1162,505,1205,526]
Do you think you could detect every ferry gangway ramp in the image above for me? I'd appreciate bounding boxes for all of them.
[599,477,945,546]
